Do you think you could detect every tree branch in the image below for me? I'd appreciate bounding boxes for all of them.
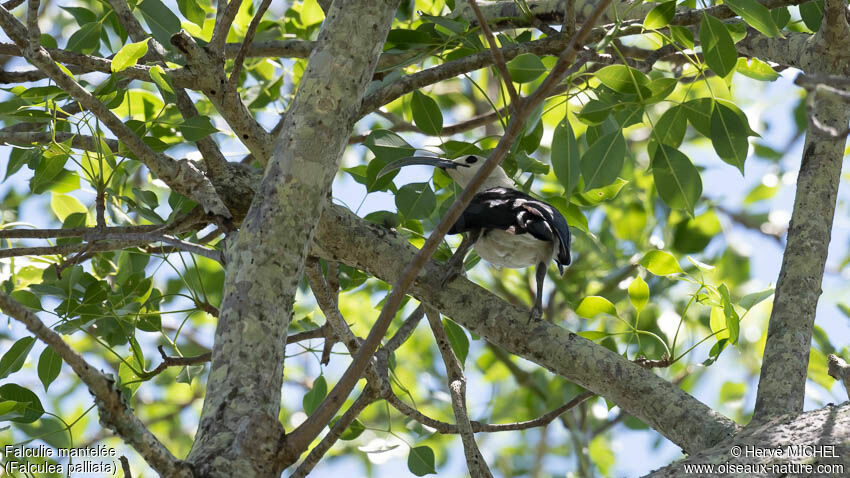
[754,0,850,420]
[187,0,403,473]
[0,6,231,219]
[0,292,193,477]
[426,307,493,478]
[105,0,233,182]
[468,0,519,108]
[229,0,272,85]
[310,203,739,453]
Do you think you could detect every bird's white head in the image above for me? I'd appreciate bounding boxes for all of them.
[378,154,514,190]
[442,155,513,189]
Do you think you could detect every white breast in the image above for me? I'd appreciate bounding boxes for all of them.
[473,229,558,269]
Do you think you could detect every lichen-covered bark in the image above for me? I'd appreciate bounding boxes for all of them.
[185,0,400,475]
[311,205,739,453]
[451,0,650,27]
[753,0,850,420]
[647,403,850,477]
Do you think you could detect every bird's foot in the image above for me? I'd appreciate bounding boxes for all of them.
[528,305,543,323]
[441,267,465,287]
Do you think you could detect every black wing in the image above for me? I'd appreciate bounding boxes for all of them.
[449,187,571,272]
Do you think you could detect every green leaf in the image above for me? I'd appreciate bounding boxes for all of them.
[0,400,27,421]
[119,358,142,397]
[396,182,436,220]
[718,284,740,344]
[442,319,469,367]
[594,65,649,95]
[640,250,683,276]
[724,0,780,37]
[61,6,96,25]
[771,7,791,29]
[179,115,218,142]
[644,1,676,29]
[576,296,618,318]
[408,445,437,476]
[578,330,610,340]
[799,0,824,32]
[673,211,722,253]
[9,287,41,311]
[650,105,687,150]
[0,383,44,423]
[50,193,87,222]
[178,0,207,27]
[411,91,443,136]
[303,376,327,415]
[739,288,774,310]
[628,276,650,312]
[574,178,628,206]
[330,417,366,440]
[710,103,749,174]
[743,183,779,204]
[645,77,678,104]
[506,53,546,83]
[38,347,62,391]
[552,118,581,196]
[710,305,730,340]
[577,100,616,125]
[4,148,39,180]
[138,0,182,48]
[580,130,626,190]
[66,22,101,54]
[699,15,737,77]
[112,39,149,73]
[149,65,174,93]
[0,337,35,380]
[651,145,702,215]
[682,98,714,137]
[735,57,780,81]
[719,381,747,401]
[670,25,694,49]
[300,0,326,27]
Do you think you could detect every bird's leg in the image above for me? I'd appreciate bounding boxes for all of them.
[442,230,480,286]
[529,262,547,322]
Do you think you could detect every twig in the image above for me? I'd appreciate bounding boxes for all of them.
[563,0,576,38]
[120,456,131,478]
[171,31,274,165]
[426,307,493,478]
[0,5,231,218]
[0,224,160,239]
[106,0,232,180]
[0,292,193,477]
[290,387,379,478]
[25,0,38,49]
[211,0,243,52]
[0,233,222,262]
[290,306,425,476]
[229,0,272,85]
[468,0,519,108]
[386,388,595,434]
[305,258,360,353]
[139,346,212,379]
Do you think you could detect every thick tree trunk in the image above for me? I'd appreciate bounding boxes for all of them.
[186,0,401,475]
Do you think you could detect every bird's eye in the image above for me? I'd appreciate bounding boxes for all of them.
[465,155,478,164]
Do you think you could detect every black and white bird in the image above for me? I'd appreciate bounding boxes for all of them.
[380,154,571,320]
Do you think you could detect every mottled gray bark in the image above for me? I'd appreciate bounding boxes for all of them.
[646,403,850,477]
[311,205,739,453]
[753,0,850,421]
[185,0,401,475]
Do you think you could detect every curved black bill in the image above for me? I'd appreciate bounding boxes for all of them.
[377,156,468,178]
